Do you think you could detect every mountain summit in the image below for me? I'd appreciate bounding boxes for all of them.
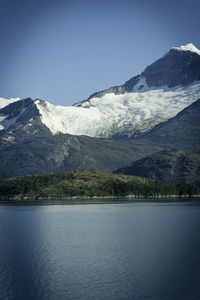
[140,43,200,88]
[172,43,200,55]
[77,43,200,101]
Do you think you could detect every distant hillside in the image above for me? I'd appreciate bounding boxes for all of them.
[116,150,200,191]
[0,170,182,201]
[139,99,200,148]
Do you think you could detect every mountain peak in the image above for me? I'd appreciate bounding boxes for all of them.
[172,43,200,55]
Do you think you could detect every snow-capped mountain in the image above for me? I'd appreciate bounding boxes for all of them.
[1,97,199,179]
[0,43,200,138]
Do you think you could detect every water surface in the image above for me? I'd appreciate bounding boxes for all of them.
[0,202,200,299]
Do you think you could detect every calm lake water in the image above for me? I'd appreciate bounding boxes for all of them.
[0,202,200,300]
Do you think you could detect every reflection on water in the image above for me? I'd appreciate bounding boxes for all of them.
[0,203,200,300]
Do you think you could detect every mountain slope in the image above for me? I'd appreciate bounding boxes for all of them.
[0,131,161,179]
[0,98,199,179]
[116,99,200,185]
[0,98,52,138]
[0,101,162,178]
[138,98,200,148]
[116,150,200,188]
[73,82,200,138]
[1,43,200,138]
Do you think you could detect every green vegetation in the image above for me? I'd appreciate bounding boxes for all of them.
[116,150,200,192]
[0,170,196,202]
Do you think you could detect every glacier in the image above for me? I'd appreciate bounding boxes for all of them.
[34,81,200,137]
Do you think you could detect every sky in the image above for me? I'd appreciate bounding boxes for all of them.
[0,0,200,105]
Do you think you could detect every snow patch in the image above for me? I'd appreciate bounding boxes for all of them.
[172,43,200,55]
[0,97,20,109]
[35,100,103,136]
[132,77,149,92]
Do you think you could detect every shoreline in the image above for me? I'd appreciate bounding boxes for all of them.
[0,195,200,206]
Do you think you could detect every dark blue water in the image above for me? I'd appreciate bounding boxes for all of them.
[0,203,200,300]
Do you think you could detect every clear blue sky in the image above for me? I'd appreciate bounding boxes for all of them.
[0,0,200,105]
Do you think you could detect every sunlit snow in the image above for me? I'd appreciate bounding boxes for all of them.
[0,97,20,109]
[35,81,200,137]
[172,43,200,55]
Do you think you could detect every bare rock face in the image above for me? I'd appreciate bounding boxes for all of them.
[79,43,200,101]
[142,49,200,88]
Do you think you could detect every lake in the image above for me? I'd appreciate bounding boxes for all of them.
[0,202,200,300]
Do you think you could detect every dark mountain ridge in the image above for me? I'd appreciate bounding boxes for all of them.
[75,45,200,104]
